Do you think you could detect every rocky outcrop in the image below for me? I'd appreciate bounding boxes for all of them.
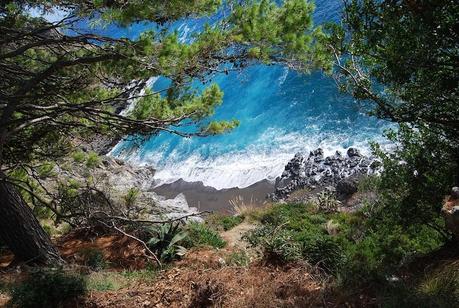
[271,148,381,201]
[50,156,200,220]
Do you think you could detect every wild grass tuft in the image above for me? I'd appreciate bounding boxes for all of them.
[183,222,226,249]
[208,214,245,231]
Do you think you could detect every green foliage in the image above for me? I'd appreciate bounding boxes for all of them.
[124,187,140,208]
[329,0,458,244]
[85,151,101,169]
[202,119,240,135]
[37,161,56,178]
[130,84,226,124]
[230,0,333,72]
[324,1,458,291]
[370,125,457,234]
[245,203,443,284]
[357,175,381,193]
[0,3,333,231]
[315,190,340,213]
[338,223,442,287]
[331,0,458,137]
[183,222,226,249]
[10,269,86,308]
[95,0,222,26]
[256,227,304,263]
[208,214,245,231]
[146,223,188,262]
[72,150,86,163]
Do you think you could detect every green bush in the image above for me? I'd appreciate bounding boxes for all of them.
[183,222,226,249]
[338,223,443,287]
[10,269,86,308]
[300,234,344,274]
[72,150,86,163]
[209,214,245,231]
[124,187,140,208]
[85,151,101,168]
[262,228,303,262]
[245,203,342,265]
[245,202,443,287]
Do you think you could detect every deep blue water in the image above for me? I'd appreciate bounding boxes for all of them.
[110,0,389,189]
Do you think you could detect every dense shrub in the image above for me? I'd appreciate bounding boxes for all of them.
[261,227,303,263]
[85,151,101,168]
[300,234,344,273]
[245,202,444,286]
[72,150,86,163]
[245,204,343,267]
[10,269,86,308]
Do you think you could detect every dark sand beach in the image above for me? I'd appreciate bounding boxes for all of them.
[153,179,275,213]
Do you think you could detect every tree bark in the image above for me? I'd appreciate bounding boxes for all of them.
[0,175,63,265]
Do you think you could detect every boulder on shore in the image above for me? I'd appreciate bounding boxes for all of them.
[270,147,380,201]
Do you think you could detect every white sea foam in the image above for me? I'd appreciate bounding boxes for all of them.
[119,129,385,190]
[278,67,289,86]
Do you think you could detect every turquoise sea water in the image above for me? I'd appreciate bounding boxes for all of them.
[111,0,389,189]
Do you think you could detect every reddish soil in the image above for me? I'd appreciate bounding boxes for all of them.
[82,249,328,308]
[0,233,149,271]
[58,233,148,269]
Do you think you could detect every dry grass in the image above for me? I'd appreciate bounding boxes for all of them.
[83,253,329,308]
[58,233,148,269]
[229,195,273,222]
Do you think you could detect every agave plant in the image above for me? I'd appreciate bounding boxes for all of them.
[147,222,188,262]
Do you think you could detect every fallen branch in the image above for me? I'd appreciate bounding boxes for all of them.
[96,219,162,267]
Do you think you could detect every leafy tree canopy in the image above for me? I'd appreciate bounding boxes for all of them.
[330,0,458,139]
[329,0,459,237]
[0,0,332,175]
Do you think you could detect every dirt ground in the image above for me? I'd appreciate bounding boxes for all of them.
[82,250,327,308]
[0,228,331,308]
[77,220,335,308]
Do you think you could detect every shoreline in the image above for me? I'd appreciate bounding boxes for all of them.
[152,178,275,213]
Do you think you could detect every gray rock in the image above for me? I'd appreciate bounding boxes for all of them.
[336,177,359,199]
[347,148,361,157]
[271,147,380,200]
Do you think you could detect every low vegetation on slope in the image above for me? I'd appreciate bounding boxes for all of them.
[1,188,458,307]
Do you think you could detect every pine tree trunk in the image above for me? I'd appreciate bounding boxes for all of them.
[0,176,63,265]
